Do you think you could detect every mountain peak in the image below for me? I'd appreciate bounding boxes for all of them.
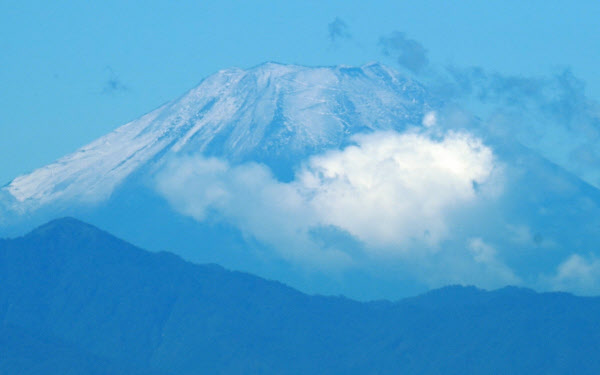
[28,216,95,237]
[3,62,433,210]
[23,216,123,253]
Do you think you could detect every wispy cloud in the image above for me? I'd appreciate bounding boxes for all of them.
[373,30,600,189]
[379,31,429,74]
[437,66,600,188]
[468,238,521,286]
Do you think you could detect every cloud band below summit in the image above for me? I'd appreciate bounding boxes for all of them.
[156,129,502,267]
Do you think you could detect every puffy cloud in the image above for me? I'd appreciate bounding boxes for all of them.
[156,129,502,274]
[379,31,429,74]
[546,254,600,295]
[298,131,498,251]
[155,156,352,268]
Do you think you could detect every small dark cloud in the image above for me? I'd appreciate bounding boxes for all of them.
[102,67,129,95]
[379,31,429,74]
[103,77,128,94]
[328,17,351,43]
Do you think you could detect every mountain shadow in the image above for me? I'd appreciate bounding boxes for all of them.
[1,217,600,374]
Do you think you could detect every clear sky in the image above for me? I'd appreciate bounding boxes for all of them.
[1,0,599,185]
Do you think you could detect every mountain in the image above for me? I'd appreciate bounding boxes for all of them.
[1,62,600,300]
[2,217,600,374]
[2,62,431,210]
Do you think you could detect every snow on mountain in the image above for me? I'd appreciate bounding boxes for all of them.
[4,62,432,210]
[2,62,600,299]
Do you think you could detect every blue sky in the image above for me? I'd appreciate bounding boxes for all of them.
[1,0,599,186]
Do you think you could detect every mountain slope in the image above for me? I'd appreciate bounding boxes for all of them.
[2,218,600,374]
[0,323,165,375]
[4,62,431,209]
[1,62,600,300]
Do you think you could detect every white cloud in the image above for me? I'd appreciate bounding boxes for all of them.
[546,254,600,295]
[156,129,503,281]
[300,130,498,251]
[155,157,352,268]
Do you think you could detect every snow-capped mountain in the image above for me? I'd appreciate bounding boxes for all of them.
[4,62,432,210]
[2,62,600,300]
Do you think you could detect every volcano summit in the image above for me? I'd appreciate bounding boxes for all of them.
[2,62,600,300]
